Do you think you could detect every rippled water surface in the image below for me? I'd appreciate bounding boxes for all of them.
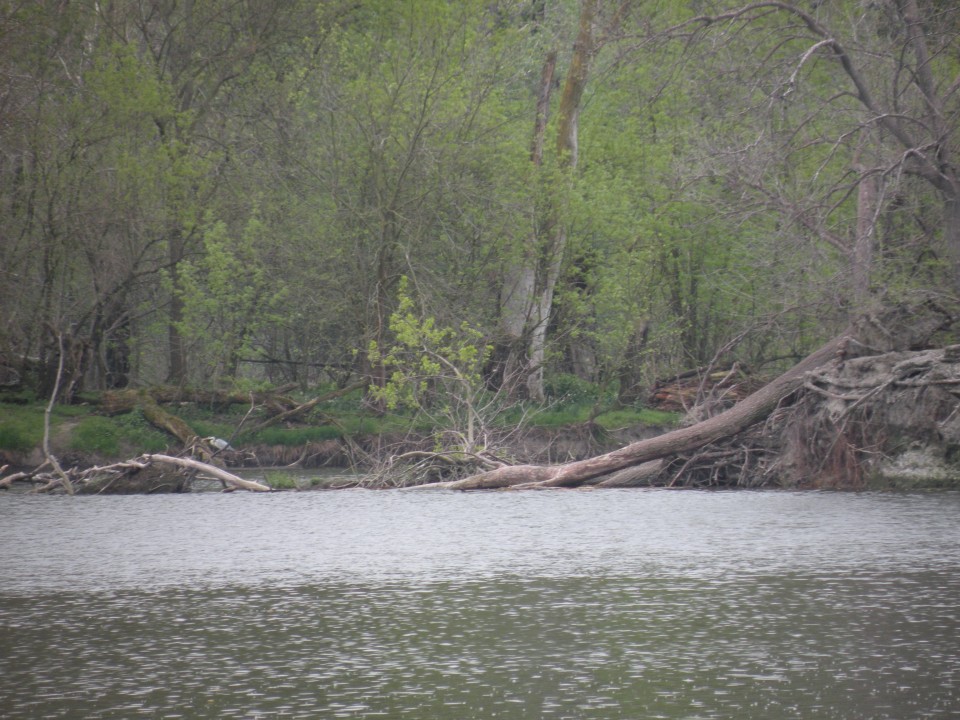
[1,490,958,718]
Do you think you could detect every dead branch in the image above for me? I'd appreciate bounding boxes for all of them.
[142,454,270,492]
[246,380,366,434]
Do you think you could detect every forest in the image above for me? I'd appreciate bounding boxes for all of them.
[1,0,959,491]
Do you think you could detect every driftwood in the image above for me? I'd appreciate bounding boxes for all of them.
[422,335,845,490]
[418,302,955,491]
[0,454,272,493]
[142,454,270,492]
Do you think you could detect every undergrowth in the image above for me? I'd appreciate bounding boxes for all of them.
[0,391,679,459]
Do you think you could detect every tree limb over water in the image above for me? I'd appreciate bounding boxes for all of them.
[416,303,955,491]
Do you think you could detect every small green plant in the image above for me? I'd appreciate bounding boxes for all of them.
[263,470,299,490]
[368,276,494,455]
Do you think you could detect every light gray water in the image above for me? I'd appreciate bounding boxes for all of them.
[1,489,958,718]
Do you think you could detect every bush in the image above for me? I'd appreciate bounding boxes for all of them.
[543,373,600,404]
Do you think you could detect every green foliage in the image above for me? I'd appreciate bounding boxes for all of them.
[263,470,300,490]
[369,277,490,413]
[70,417,121,456]
[2,0,958,431]
[251,425,342,446]
[368,276,497,453]
[0,405,44,452]
[177,212,288,385]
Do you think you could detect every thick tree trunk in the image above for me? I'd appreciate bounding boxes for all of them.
[492,51,557,397]
[429,334,844,490]
[429,302,955,491]
[524,0,599,402]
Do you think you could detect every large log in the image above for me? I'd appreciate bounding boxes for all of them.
[438,303,955,491]
[143,454,270,492]
[246,380,366,434]
[434,334,847,490]
[139,391,199,446]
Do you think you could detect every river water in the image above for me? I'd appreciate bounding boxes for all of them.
[1,489,958,719]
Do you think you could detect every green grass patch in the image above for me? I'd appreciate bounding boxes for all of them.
[525,403,680,430]
[69,411,169,455]
[0,403,45,452]
[263,469,300,490]
[70,416,121,455]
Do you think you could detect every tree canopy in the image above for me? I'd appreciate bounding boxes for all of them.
[2,0,957,406]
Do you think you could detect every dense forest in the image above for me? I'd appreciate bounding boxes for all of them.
[1,1,958,477]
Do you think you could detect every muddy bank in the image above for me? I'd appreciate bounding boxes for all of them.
[5,345,959,493]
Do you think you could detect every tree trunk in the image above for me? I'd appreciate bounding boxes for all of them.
[437,333,845,490]
[427,301,954,491]
[524,0,599,402]
[491,51,557,396]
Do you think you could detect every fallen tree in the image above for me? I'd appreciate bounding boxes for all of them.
[418,304,955,491]
[0,454,271,494]
[98,382,362,451]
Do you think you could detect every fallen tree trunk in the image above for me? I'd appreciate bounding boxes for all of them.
[142,454,271,492]
[433,335,846,490]
[99,385,299,416]
[246,380,366,434]
[424,303,954,490]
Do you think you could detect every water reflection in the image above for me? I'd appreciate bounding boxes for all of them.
[1,490,958,718]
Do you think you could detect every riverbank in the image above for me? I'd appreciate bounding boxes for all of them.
[4,342,960,493]
[0,396,678,489]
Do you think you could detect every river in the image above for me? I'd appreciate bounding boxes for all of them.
[1,489,958,719]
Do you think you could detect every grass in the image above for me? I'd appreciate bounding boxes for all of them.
[0,388,681,460]
[0,404,45,452]
[70,416,121,455]
[263,469,300,490]
[0,402,169,457]
[522,402,680,430]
